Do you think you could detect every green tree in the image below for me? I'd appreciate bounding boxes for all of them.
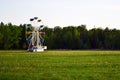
[53,26,63,49]
[42,27,55,49]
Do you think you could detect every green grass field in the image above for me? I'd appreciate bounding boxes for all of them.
[0,50,120,80]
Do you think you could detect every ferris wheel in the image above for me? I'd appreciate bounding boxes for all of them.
[26,17,47,52]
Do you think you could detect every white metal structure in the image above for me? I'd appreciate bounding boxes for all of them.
[26,17,47,52]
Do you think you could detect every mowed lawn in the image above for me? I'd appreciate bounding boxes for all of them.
[0,50,120,80]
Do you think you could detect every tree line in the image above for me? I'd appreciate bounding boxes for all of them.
[0,22,120,50]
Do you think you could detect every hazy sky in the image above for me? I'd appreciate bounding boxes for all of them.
[0,0,120,29]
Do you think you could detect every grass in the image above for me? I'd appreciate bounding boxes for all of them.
[0,50,120,80]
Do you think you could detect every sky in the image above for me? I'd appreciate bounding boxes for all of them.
[0,0,120,29]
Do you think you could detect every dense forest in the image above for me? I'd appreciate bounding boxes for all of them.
[0,22,120,50]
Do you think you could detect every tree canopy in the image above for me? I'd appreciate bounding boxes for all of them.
[0,22,120,50]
